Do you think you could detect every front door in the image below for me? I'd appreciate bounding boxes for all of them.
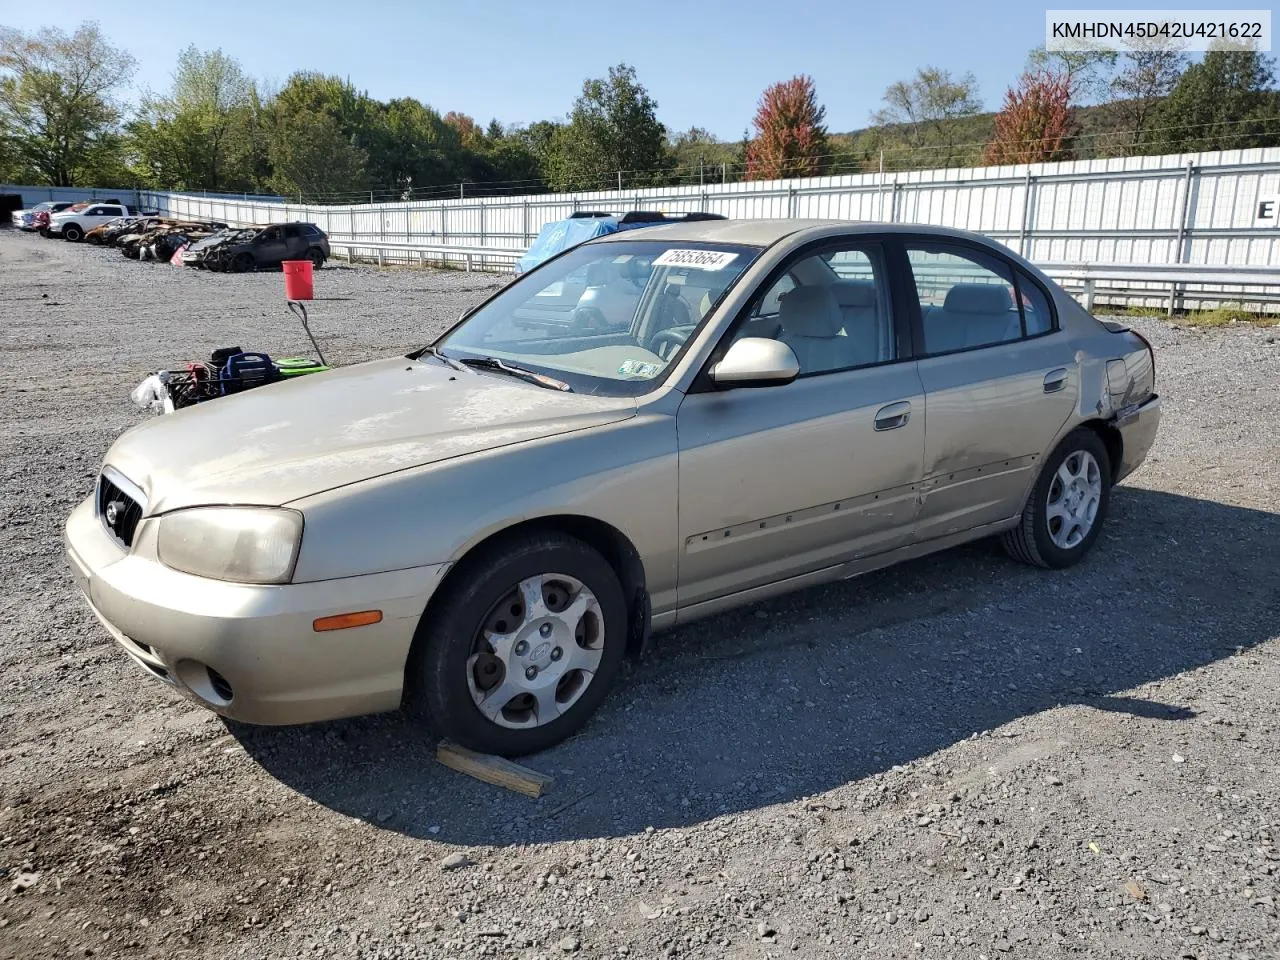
[903,240,1079,540]
[254,226,288,265]
[675,240,925,610]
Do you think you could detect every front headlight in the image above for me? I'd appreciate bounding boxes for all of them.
[157,507,303,584]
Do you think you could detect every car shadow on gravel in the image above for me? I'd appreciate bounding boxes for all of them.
[233,485,1280,845]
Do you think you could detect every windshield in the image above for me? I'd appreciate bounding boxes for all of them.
[433,239,759,396]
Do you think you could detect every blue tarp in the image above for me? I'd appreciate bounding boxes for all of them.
[516,217,622,273]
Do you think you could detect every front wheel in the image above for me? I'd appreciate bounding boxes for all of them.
[230,252,255,273]
[410,532,628,756]
[1002,427,1111,569]
[62,224,83,242]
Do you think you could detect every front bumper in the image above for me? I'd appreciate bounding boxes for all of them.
[65,497,449,725]
[46,222,64,235]
[1113,394,1161,482]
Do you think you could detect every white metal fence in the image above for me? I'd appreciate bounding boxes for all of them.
[9,147,1280,311]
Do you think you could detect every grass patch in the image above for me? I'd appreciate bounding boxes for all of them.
[1116,303,1278,327]
[1180,304,1277,328]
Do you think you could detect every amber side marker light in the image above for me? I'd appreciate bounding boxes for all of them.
[313,610,383,632]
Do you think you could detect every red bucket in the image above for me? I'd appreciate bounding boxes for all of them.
[282,259,314,301]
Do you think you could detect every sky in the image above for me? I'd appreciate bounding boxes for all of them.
[0,0,1220,139]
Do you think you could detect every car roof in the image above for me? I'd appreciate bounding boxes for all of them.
[588,217,1014,250]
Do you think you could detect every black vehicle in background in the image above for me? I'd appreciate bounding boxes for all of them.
[182,222,330,272]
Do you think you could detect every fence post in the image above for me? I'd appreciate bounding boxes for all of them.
[788,186,797,217]
[1082,278,1096,312]
[522,198,530,244]
[1018,168,1034,256]
[890,181,902,223]
[1169,160,1196,316]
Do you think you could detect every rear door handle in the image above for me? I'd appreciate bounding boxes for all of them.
[1043,368,1069,393]
[874,400,911,431]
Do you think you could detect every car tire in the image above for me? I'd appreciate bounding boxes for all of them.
[230,253,255,273]
[410,531,628,757]
[63,224,83,242]
[306,247,325,270]
[1002,427,1112,569]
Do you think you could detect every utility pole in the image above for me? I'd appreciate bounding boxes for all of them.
[460,181,465,200]
[617,170,623,191]
[722,162,727,184]
[699,158,704,186]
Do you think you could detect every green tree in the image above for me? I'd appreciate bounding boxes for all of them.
[268,106,367,199]
[668,126,734,183]
[871,67,982,167]
[129,46,257,191]
[1143,45,1280,152]
[1109,35,1188,153]
[0,22,135,185]
[1026,46,1118,105]
[546,64,669,190]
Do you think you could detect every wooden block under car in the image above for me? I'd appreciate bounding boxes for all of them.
[435,740,554,798]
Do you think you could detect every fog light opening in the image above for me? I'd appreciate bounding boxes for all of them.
[207,667,233,703]
[174,659,234,707]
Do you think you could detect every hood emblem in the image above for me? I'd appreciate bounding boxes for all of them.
[105,500,125,527]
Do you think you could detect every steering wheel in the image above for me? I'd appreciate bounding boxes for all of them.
[647,325,695,359]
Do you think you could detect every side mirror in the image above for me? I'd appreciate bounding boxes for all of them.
[709,337,800,388]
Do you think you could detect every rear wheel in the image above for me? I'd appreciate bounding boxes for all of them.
[1002,427,1111,569]
[62,224,83,242]
[410,532,627,756]
[230,252,255,273]
[306,247,325,270]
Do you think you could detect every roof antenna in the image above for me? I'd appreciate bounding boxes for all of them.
[287,300,328,367]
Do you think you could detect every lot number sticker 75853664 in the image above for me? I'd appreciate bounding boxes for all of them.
[652,249,739,270]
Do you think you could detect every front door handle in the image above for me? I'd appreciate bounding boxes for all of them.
[1043,368,1069,393]
[874,400,911,431]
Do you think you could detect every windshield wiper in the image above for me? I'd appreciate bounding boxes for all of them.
[427,346,468,372]
[459,356,572,392]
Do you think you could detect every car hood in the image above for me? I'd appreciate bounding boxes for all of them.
[106,357,637,514]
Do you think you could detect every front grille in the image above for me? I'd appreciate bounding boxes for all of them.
[97,475,144,547]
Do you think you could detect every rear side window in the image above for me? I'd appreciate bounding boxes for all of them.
[1016,270,1054,336]
[303,224,324,237]
[284,225,302,239]
[907,245,1021,355]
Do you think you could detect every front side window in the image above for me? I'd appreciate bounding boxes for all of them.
[907,244,1023,354]
[435,240,759,397]
[731,244,894,375]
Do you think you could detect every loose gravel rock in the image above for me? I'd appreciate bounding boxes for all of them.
[1,229,1278,959]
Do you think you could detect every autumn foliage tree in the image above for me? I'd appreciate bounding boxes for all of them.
[745,75,828,180]
[983,70,1075,165]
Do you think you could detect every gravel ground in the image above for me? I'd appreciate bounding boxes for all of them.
[1,228,1278,960]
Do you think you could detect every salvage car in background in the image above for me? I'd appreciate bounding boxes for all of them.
[11,200,74,230]
[66,219,1160,757]
[181,222,329,271]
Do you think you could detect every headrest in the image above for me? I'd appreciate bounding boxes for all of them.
[831,280,877,309]
[585,261,611,286]
[780,286,842,338]
[943,283,1011,314]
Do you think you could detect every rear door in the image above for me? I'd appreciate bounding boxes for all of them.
[902,238,1078,540]
[283,224,307,259]
[675,238,925,610]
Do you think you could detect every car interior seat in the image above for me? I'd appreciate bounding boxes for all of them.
[923,283,1020,353]
[830,280,886,364]
[778,286,864,373]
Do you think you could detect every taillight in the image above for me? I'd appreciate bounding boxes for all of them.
[1131,329,1155,387]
